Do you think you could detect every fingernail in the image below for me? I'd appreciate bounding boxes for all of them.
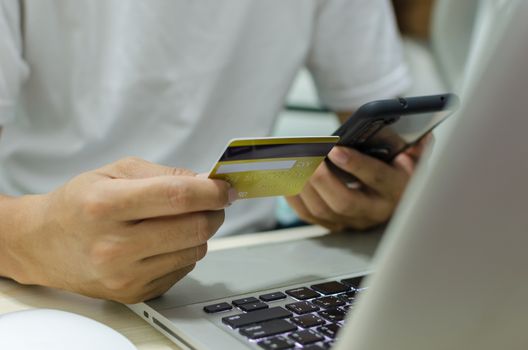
[330,148,350,165]
[228,188,239,203]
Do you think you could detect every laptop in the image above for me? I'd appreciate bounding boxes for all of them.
[128,2,528,349]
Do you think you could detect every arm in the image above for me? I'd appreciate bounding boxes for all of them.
[0,157,233,303]
[391,0,435,41]
[287,0,415,231]
[1,6,232,303]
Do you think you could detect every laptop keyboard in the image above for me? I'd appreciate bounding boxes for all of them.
[203,275,366,349]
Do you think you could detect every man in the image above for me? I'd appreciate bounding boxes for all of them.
[0,0,418,303]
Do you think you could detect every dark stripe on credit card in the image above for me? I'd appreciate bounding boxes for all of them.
[220,143,336,162]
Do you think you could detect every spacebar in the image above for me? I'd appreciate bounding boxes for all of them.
[222,307,292,328]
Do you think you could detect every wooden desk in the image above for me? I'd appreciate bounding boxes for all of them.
[0,225,330,349]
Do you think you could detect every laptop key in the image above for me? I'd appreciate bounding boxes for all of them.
[289,329,324,345]
[258,336,296,350]
[239,302,269,312]
[318,308,345,322]
[285,287,320,300]
[240,319,297,339]
[341,276,365,289]
[285,301,319,315]
[203,302,233,313]
[222,306,292,328]
[310,281,350,295]
[232,297,260,306]
[259,292,287,302]
[304,345,327,350]
[317,323,341,339]
[340,304,352,313]
[290,314,325,328]
[311,296,345,309]
[322,341,334,349]
[337,290,356,303]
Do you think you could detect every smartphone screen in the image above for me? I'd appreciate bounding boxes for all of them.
[355,108,455,162]
[327,94,459,186]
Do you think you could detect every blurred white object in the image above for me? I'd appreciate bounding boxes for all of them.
[0,309,137,350]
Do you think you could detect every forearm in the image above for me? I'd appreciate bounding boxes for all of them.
[0,194,45,283]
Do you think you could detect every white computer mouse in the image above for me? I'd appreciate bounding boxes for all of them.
[0,308,137,350]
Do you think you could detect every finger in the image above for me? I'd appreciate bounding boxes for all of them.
[285,195,345,231]
[310,163,390,221]
[138,244,207,281]
[406,133,434,162]
[142,265,196,301]
[88,176,231,221]
[393,152,415,176]
[285,195,317,224]
[327,146,407,198]
[131,211,224,258]
[98,157,196,179]
[300,180,341,223]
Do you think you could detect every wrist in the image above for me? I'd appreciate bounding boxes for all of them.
[0,194,47,284]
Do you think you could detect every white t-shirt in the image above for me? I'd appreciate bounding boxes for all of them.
[0,0,409,235]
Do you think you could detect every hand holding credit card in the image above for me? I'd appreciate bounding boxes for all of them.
[208,137,339,199]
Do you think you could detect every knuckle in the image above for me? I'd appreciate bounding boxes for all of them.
[194,244,208,262]
[145,266,196,300]
[168,252,188,270]
[332,199,353,216]
[116,156,145,170]
[355,219,378,231]
[334,223,347,232]
[310,169,326,186]
[121,297,142,304]
[298,213,316,225]
[102,274,135,292]
[80,191,112,220]
[289,201,312,223]
[167,181,193,210]
[310,204,332,220]
[182,263,196,276]
[323,222,345,232]
[341,158,360,175]
[143,288,169,302]
[350,220,369,231]
[168,167,196,177]
[114,291,144,304]
[113,156,148,177]
[89,240,126,267]
[293,206,314,224]
[209,210,225,234]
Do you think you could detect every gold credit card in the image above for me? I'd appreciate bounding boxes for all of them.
[208,136,339,199]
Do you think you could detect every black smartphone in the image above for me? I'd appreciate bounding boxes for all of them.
[326,93,460,185]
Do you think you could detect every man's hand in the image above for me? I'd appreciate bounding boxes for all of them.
[1,157,232,303]
[286,137,430,231]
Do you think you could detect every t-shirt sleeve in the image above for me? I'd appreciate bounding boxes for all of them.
[307,0,411,111]
[0,0,29,125]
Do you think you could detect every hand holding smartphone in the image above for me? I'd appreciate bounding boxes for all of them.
[327,93,460,186]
